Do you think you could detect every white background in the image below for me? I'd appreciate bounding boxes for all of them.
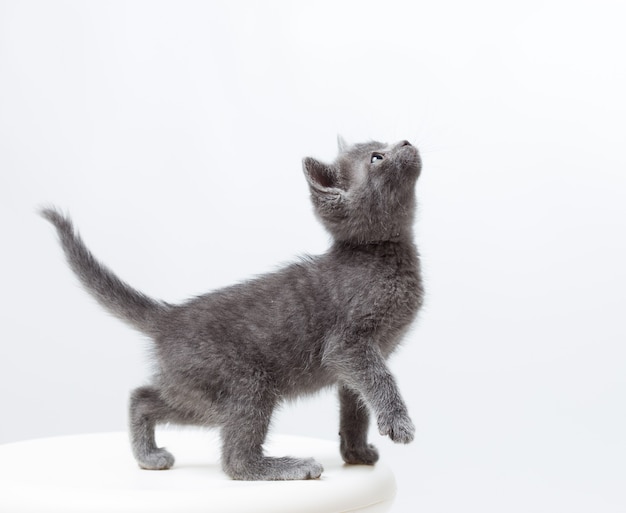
[1,1,625,511]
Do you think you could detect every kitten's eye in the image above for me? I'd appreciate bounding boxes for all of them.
[370,153,384,163]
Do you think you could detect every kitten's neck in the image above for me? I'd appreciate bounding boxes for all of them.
[331,234,416,256]
[333,228,413,248]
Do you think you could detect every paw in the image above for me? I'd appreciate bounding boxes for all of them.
[340,443,379,465]
[226,456,324,481]
[290,457,324,480]
[137,448,175,470]
[378,413,415,444]
[268,457,323,480]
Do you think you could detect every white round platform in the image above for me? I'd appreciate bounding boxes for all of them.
[0,430,396,513]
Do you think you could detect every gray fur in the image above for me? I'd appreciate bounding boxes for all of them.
[41,139,424,481]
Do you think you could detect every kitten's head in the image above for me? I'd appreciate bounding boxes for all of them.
[303,138,421,244]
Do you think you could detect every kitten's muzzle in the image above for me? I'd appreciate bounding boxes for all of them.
[396,142,421,175]
[395,141,418,159]
[394,140,416,156]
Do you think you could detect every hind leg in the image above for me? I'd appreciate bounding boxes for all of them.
[221,405,323,481]
[128,386,187,470]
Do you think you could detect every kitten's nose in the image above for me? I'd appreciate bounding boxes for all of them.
[398,140,412,148]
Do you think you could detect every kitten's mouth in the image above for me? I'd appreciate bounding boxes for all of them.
[398,142,416,152]
[398,143,419,161]
[397,144,421,175]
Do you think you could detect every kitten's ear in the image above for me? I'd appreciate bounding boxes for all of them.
[302,157,342,198]
[337,135,348,153]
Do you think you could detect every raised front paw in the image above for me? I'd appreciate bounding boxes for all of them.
[378,412,415,444]
[340,442,380,465]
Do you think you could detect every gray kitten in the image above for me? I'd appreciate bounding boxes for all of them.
[41,138,424,481]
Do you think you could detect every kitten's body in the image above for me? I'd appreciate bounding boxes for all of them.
[42,139,424,480]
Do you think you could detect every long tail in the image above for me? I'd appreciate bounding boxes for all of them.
[41,208,168,335]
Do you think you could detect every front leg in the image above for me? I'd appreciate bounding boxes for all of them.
[330,344,415,444]
[220,402,323,481]
[339,385,379,465]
